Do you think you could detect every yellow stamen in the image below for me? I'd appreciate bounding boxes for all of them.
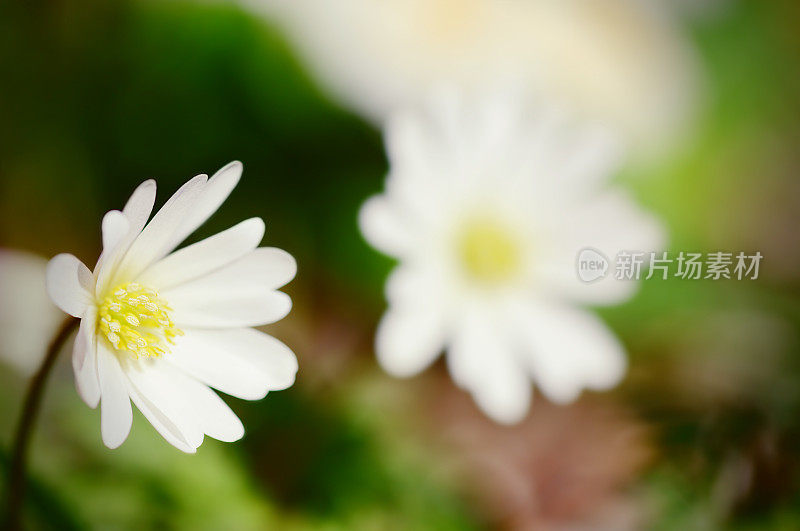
[457,216,522,285]
[97,281,183,359]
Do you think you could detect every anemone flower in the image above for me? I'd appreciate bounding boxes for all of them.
[360,92,664,423]
[46,162,298,452]
[246,0,699,152]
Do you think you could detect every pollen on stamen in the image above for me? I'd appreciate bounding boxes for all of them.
[97,281,183,359]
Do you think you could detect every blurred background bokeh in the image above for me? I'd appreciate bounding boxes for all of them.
[1,0,799,529]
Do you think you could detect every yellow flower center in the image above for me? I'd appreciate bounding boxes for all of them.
[422,0,484,46]
[457,216,522,285]
[97,282,183,359]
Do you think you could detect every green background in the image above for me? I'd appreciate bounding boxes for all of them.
[1,0,799,528]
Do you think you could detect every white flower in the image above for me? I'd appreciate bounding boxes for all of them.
[359,92,665,424]
[245,0,700,152]
[0,250,63,376]
[45,162,298,452]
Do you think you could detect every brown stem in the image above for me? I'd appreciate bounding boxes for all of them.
[5,316,79,530]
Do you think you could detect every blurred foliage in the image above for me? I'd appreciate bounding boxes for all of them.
[609,1,800,528]
[1,0,799,528]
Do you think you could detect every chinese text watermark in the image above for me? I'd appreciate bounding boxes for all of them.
[576,249,762,282]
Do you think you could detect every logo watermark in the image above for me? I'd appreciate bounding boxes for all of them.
[576,249,763,282]
[576,248,610,282]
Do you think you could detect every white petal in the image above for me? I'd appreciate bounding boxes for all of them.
[375,265,449,377]
[164,161,243,255]
[95,212,132,297]
[511,300,626,404]
[137,217,265,290]
[73,306,100,408]
[122,179,157,234]
[156,246,296,298]
[448,310,531,424]
[472,361,532,425]
[470,90,521,165]
[385,109,438,177]
[384,263,442,307]
[375,304,446,378]
[445,309,486,390]
[97,343,133,449]
[161,365,244,443]
[543,189,667,305]
[515,117,623,204]
[215,247,297,291]
[46,254,93,317]
[100,210,130,254]
[358,195,412,257]
[222,329,298,391]
[168,285,291,328]
[374,109,450,229]
[166,328,298,399]
[125,382,196,453]
[94,180,154,295]
[115,174,208,282]
[556,125,623,198]
[124,358,203,451]
[0,249,63,376]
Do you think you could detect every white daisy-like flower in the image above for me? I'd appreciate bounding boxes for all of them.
[0,249,63,376]
[244,0,700,152]
[45,162,298,452]
[359,92,665,424]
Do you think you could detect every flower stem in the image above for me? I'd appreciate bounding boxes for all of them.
[5,316,79,530]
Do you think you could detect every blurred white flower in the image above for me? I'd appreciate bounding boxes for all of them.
[46,162,298,452]
[359,92,665,423]
[245,0,700,152]
[0,249,62,376]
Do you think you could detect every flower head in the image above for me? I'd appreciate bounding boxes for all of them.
[46,162,298,452]
[0,249,63,375]
[248,0,699,151]
[359,92,665,423]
